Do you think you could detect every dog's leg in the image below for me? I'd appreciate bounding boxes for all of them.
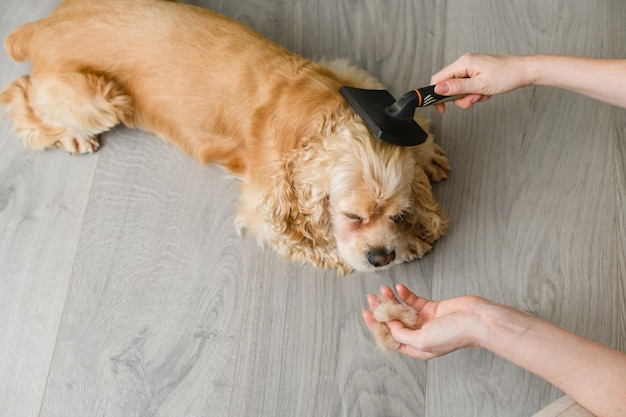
[396,166,448,263]
[0,72,133,154]
[413,132,451,182]
[411,166,448,242]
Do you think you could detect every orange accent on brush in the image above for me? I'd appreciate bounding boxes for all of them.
[414,89,423,107]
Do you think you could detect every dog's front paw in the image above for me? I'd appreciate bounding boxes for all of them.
[424,142,451,181]
[397,235,432,264]
[415,137,451,182]
[56,135,100,154]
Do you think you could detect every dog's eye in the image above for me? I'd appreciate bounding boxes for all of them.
[390,213,405,223]
[344,213,363,224]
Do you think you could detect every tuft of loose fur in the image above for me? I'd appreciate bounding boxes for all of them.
[372,299,419,350]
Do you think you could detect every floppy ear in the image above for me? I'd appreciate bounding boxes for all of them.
[259,137,351,273]
[407,165,448,244]
[261,138,328,241]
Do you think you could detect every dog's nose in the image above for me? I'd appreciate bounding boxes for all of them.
[367,248,396,267]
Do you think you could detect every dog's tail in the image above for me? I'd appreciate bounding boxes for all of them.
[5,21,39,62]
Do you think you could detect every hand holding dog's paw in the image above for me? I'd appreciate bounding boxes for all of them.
[365,285,490,360]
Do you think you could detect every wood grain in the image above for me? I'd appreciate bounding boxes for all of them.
[0,0,623,416]
[229,259,433,417]
[38,129,251,417]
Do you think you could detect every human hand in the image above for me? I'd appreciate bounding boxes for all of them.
[363,284,490,360]
[429,53,532,113]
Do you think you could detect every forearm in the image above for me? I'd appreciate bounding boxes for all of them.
[476,303,626,417]
[431,53,626,110]
[526,55,626,108]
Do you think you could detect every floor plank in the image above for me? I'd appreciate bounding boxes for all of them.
[217,2,447,415]
[229,257,434,417]
[38,130,251,417]
[0,1,98,416]
[430,0,623,415]
[0,137,97,417]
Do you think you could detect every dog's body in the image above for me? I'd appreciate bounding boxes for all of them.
[1,0,450,274]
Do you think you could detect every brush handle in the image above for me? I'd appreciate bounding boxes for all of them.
[414,85,465,107]
[385,86,465,120]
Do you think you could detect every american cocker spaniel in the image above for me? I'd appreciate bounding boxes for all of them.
[1,0,450,275]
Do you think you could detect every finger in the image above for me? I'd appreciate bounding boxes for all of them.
[385,319,407,332]
[395,343,437,360]
[430,61,471,85]
[362,309,378,331]
[367,294,381,310]
[384,320,440,360]
[436,77,486,97]
[453,94,483,109]
[434,103,446,114]
[433,83,451,95]
[396,284,430,311]
[386,320,423,347]
[379,285,398,302]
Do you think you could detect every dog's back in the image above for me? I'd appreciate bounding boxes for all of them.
[1,0,346,173]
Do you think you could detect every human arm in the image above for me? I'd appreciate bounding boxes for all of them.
[363,285,626,417]
[429,53,626,112]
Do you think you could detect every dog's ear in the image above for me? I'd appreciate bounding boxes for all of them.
[407,165,448,243]
[259,136,344,269]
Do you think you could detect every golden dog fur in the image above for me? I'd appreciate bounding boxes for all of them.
[1,0,450,275]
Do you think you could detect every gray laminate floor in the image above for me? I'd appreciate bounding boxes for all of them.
[0,1,624,416]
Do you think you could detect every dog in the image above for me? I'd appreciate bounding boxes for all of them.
[0,0,450,275]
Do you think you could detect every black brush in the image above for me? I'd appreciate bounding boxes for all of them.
[340,85,462,146]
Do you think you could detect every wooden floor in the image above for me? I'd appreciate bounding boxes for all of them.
[0,0,624,416]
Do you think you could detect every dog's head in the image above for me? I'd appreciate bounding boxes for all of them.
[261,112,436,273]
[324,121,420,272]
